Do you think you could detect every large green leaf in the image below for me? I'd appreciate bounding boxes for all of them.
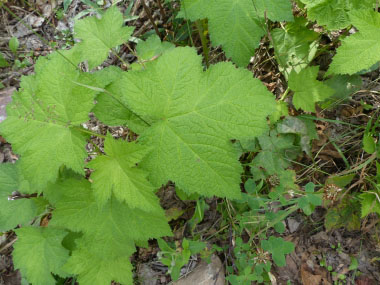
[0,163,37,232]
[92,67,149,132]
[46,177,171,284]
[74,6,134,69]
[179,0,293,66]
[64,235,133,285]
[300,0,376,30]
[110,47,276,198]
[13,227,69,285]
[0,50,98,189]
[87,135,161,211]
[251,0,294,22]
[288,66,334,112]
[328,10,380,75]
[48,178,171,251]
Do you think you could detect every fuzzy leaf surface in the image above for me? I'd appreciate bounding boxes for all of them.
[48,178,171,253]
[136,35,175,62]
[0,163,37,231]
[64,239,133,285]
[92,67,148,132]
[111,47,276,198]
[0,51,98,189]
[300,0,376,30]
[87,135,161,211]
[74,6,134,69]
[251,0,294,22]
[13,227,69,285]
[328,10,380,75]
[289,66,334,112]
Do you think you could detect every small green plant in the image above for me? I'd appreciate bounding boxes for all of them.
[157,238,207,281]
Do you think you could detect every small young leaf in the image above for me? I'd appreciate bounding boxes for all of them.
[74,6,134,69]
[360,192,380,217]
[277,116,318,155]
[0,52,9,67]
[363,134,376,154]
[136,35,175,63]
[326,174,355,188]
[297,182,322,216]
[288,66,334,112]
[252,130,300,175]
[13,227,70,285]
[261,236,294,267]
[9,37,19,54]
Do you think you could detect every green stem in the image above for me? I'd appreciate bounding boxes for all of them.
[180,0,195,46]
[74,126,106,138]
[279,87,290,101]
[195,20,209,67]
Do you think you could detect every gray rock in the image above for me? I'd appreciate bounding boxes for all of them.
[137,264,159,285]
[0,87,15,123]
[287,218,301,233]
[174,255,225,285]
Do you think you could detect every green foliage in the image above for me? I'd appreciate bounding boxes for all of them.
[74,5,134,69]
[0,52,9,67]
[226,237,271,284]
[0,163,37,232]
[323,75,362,107]
[261,236,294,267]
[46,177,171,285]
[9,36,19,54]
[87,135,161,211]
[13,227,70,285]
[110,47,276,198]
[158,238,206,281]
[328,10,380,75]
[360,191,380,217]
[1,2,378,284]
[300,0,376,30]
[272,17,319,76]
[297,182,322,215]
[179,0,293,66]
[133,35,175,68]
[277,116,318,155]
[0,50,100,189]
[288,66,334,111]
[251,130,300,176]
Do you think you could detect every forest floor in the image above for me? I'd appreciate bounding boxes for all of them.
[1,1,380,285]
